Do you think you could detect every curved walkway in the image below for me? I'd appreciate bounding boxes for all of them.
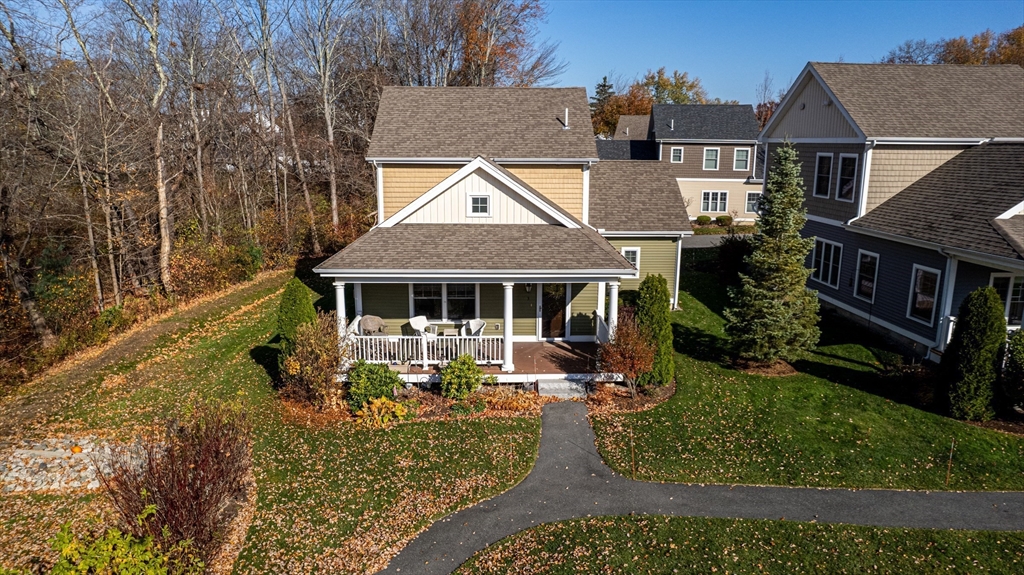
[381,401,1024,574]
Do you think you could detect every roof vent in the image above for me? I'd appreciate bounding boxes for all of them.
[563,107,570,130]
[799,102,806,110]
[625,127,629,136]
[670,119,674,130]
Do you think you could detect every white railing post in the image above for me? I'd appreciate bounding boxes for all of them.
[333,281,346,340]
[502,283,515,372]
[420,335,429,370]
[608,281,620,339]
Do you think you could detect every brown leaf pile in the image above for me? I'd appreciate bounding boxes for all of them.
[585,381,675,416]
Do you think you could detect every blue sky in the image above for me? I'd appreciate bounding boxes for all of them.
[537,0,1024,102]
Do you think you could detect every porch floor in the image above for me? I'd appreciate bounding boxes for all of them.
[402,342,598,376]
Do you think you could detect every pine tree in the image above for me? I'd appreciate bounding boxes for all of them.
[278,278,317,355]
[636,274,674,387]
[723,143,820,364]
[590,76,616,137]
[944,286,1006,421]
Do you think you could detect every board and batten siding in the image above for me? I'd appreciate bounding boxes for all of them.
[659,143,757,180]
[866,146,968,213]
[381,164,460,218]
[766,74,860,140]
[675,179,763,220]
[402,169,558,224]
[504,165,584,219]
[606,237,679,292]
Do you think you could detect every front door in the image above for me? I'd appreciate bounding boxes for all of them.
[541,283,566,338]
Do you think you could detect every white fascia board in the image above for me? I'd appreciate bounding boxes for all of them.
[817,292,937,348]
[379,156,579,229]
[656,139,759,145]
[869,137,989,145]
[366,157,473,163]
[990,137,1024,143]
[763,137,865,144]
[312,271,634,282]
[806,214,846,227]
[995,200,1024,220]
[491,158,598,164]
[599,231,688,238]
[941,249,1024,272]
[844,224,1024,270]
[676,177,750,182]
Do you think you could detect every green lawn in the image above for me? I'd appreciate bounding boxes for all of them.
[456,515,1024,574]
[592,272,1024,490]
[0,276,539,574]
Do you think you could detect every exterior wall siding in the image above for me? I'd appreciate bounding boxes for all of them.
[511,282,538,336]
[402,170,557,224]
[569,283,597,336]
[950,260,1005,316]
[606,237,679,292]
[504,165,584,219]
[381,164,461,218]
[803,220,947,344]
[675,179,763,220]
[766,75,860,139]
[769,142,864,223]
[658,143,756,180]
[867,146,968,213]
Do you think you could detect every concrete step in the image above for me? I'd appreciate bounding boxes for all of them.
[536,379,588,398]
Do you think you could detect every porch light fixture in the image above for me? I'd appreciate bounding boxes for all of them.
[525,283,533,293]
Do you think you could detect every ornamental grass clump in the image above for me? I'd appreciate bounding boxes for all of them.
[346,360,401,411]
[280,311,345,409]
[943,286,1006,421]
[440,354,484,400]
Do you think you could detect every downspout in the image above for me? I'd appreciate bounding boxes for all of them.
[856,140,877,219]
[936,248,959,355]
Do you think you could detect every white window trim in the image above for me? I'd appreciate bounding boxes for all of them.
[810,238,843,289]
[466,192,492,218]
[835,153,859,203]
[408,282,481,324]
[813,152,833,198]
[905,264,941,327]
[744,191,761,214]
[853,249,880,304]
[621,247,641,278]
[733,147,751,171]
[703,147,720,171]
[701,190,729,213]
[989,272,1024,325]
[670,147,684,163]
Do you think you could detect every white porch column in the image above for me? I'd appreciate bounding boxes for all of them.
[608,281,620,338]
[353,283,363,316]
[596,282,606,320]
[334,281,347,336]
[502,282,515,372]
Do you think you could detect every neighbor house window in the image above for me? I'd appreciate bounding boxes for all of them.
[813,153,833,198]
[621,247,640,277]
[734,148,750,171]
[907,265,940,325]
[990,274,1024,326]
[446,283,476,320]
[468,194,490,217]
[670,147,683,163]
[811,238,842,288]
[703,148,720,170]
[855,250,879,302]
[701,190,728,213]
[745,191,761,214]
[836,154,858,201]
[412,283,443,320]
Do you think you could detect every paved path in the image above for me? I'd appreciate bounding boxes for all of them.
[381,401,1024,574]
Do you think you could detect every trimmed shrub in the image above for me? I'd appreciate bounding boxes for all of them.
[1001,328,1024,409]
[715,215,733,227]
[281,311,345,409]
[695,215,712,226]
[440,354,483,400]
[943,286,1006,421]
[49,512,202,575]
[635,274,674,388]
[278,278,316,354]
[100,402,252,564]
[346,360,401,411]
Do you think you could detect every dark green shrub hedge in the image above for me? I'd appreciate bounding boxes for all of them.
[943,286,1006,421]
[695,215,712,226]
[715,215,733,227]
[1002,328,1024,409]
[278,278,316,355]
[347,360,401,411]
[635,274,674,388]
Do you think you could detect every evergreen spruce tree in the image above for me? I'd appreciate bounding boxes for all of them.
[723,143,820,363]
[590,76,617,137]
[943,286,1006,421]
[636,274,674,387]
[278,278,317,355]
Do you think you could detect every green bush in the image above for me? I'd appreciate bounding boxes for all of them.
[347,360,401,411]
[440,354,483,400]
[635,274,674,388]
[278,278,316,355]
[695,215,712,226]
[943,287,1006,421]
[1001,328,1024,409]
[234,241,264,280]
[715,215,733,227]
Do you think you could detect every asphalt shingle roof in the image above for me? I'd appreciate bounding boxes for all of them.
[811,63,1024,138]
[613,115,652,140]
[589,161,692,233]
[850,143,1024,261]
[366,87,598,160]
[314,224,634,273]
[650,104,759,141]
[595,140,658,160]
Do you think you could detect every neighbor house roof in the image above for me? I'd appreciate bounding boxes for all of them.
[849,143,1024,261]
[650,104,759,141]
[366,87,599,160]
[589,161,691,233]
[595,140,658,160]
[613,115,651,140]
[314,224,634,273]
[810,63,1024,139]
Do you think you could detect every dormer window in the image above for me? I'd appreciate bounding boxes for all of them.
[468,194,491,217]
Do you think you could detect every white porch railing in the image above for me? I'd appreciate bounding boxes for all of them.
[596,315,611,344]
[940,315,1019,349]
[346,335,503,369]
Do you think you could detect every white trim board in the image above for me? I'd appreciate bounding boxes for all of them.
[996,200,1024,220]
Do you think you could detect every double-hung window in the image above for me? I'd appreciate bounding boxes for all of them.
[412,284,443,320]
[854,250,879,302]
[701,190,728,213]
[811,239,842,288]
[745,191,761,214]
[907,265,940,325]
[446,283,476,320]
[734,148,750,171]
[990,274,1024,327]
[621,247,640,277]
[703,148,720,170]
[813,154,833,198]
[836,154,858,201]
[411,283,477,322]
[670,147,683,163]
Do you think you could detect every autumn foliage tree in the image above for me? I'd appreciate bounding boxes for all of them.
[881,25,1024,66]
[600,311,656,400]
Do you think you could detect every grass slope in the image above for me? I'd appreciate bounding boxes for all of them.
[592,273,1024,490]
[457,515,1024,574]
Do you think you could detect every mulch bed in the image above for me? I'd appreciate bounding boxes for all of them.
[585,381,675,415]
[735,359,799,377]
[967,417,1024,438]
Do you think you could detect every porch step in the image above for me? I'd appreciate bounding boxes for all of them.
[536,379,588,398]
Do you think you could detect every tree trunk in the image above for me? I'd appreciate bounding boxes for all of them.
[277,78,320,255]
[76,157,104,311]
[155,120,172,292]
[0,249,55,347]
